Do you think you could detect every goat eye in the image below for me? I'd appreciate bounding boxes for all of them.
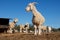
[28,5,31,7]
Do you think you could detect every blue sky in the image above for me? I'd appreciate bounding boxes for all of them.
[0,0,60,28]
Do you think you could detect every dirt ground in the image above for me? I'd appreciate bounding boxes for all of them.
[0,32,60,40]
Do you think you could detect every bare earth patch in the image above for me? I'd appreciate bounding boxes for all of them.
[0,32,60,40]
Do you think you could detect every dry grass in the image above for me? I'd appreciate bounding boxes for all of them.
[0,32,60,40]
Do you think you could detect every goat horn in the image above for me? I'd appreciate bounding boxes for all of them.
[32,2,38,4]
